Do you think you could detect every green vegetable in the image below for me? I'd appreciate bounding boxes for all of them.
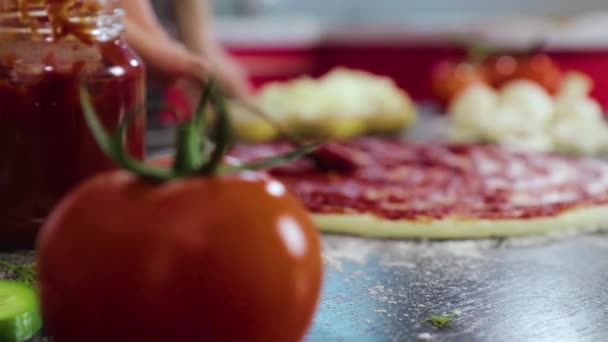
[0,280,42,342]
[0,261,35,287]
[420,314,455,329]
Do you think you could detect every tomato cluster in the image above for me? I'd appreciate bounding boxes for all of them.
[431,53,562,105]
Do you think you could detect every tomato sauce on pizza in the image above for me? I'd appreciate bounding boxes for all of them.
[230,139,608,220]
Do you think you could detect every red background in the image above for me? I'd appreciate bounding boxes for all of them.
[226,43,608,110]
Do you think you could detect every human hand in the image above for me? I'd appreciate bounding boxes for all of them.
[203,43,253,98]
[123,18,209,84]
[121,0,253,112]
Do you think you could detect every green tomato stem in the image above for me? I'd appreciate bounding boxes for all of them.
[199,85,232,175]
[218,141,322,174]
[80,84,174,181]
[79,77,321,182]
[173,124,204,175]
[172,80,215,175]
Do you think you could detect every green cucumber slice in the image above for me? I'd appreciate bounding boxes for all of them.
[0,280,41,342]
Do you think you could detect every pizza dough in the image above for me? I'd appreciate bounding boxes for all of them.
[231,139,608,239]
[312,206,608,239]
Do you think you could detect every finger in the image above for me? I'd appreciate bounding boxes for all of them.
[123,18,212,83]
[209,65,253,99]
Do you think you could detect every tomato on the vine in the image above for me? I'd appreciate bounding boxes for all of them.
[431,60,487,105]
[36,80,324,342]
[485,54,562,93]
[512,54,562,93]
[484,55,519,88]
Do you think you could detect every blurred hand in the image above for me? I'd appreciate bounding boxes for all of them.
[204,43,253,98]
[123,17,209,84]
[121,0,252,99]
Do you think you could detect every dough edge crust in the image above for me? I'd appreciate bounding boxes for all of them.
[312,204,608,239]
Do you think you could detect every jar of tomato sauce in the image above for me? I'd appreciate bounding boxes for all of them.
[0,0,145,247]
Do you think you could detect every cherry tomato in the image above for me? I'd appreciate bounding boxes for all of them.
[37,171,323,342]
[513,54,562,93]
[485,55,518,88]
[431,60,487,106]
[485,54,562,93]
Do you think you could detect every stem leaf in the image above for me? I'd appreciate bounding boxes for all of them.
[79,83,174,181]
[219,141,322,174]
[199,84,233,175]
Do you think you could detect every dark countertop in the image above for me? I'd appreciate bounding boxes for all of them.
[7,232,608,342]
[309,233,608,342]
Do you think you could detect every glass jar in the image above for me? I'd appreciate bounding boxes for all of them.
[0,0,145,247]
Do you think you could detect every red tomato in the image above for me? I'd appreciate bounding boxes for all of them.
[37,171,323,342]
[485,54,562,93]
[513,54,562,93]
[431,60,487,106]
[485,55,519,87]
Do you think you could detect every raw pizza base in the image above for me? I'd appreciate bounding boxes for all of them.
[229,139,608,239]
[313,204,608,239]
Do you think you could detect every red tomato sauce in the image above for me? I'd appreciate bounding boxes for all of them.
[0,1,145,246]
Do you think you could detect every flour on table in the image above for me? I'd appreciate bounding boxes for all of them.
[417,332,434,340]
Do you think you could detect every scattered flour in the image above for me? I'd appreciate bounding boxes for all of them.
[322,236,498,273]
[498,230,583,248]
[322,231,586,273]
[417,332,434,340]
[322,237,376,271]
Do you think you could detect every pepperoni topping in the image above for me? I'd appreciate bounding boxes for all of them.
[230,139,608,220]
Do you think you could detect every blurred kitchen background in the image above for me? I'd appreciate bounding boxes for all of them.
[213,0,607,18]
[185,0,608,106]
[146,0,608,153]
